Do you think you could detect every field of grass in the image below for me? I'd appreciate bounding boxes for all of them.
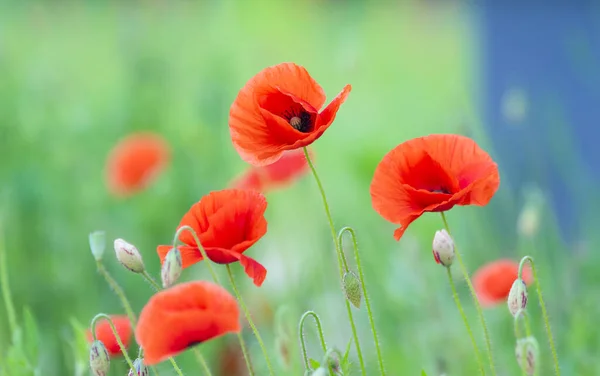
[1,1,599,375]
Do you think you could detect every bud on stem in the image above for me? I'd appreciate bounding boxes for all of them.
[89,340,110,376]
[432,229,455,267]
[114,238,145,273]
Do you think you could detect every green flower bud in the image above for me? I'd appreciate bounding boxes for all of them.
[89,231,106,261]
[128,358,149,376]
[432,229,454,267]
[507,278,528,317]
[89,340,110,376]
[114,238,145,273]
[161,247,182,288]
[515,336,539,375]
[343,271,362,308]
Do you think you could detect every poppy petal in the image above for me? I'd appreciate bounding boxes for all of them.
[86,315,132,357]
[204,247,267,287]
[315,84,352,130]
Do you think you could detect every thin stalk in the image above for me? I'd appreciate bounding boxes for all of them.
[519,256,560,376]
[173,225,255,376]
[91,313,135,370]
[338,227,385,375]
[303,147,366,375]
[298,311,328,370]
[95,261,137,326]
[226,265,274,376]
[142,271,161,292]
[446,267,485,375]
[0,226,17,335]
[193,348,213,376]
[441,212,496,375]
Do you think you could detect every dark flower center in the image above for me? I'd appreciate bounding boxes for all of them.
[285,110,313,133]
[430,188,451,194]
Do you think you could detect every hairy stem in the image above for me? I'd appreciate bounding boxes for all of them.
[91,313,135,370]
[298,311,328,370]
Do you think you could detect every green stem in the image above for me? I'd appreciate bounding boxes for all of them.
[167,358,184,376]
[173,225,255,376]
[446,267,485,375]
[95,261,137,326]
[441,212,496,375]
[142,271,162,292]
[226,265,274,376]
[298,311,328,370]
[193,348,213,376]
[338,227,385,375]
[0,225,17,335]
[91,313,135,370]
[303,147,366,375]
[518,256,560,376]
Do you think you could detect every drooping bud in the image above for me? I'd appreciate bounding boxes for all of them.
[89,340,110,376]
[342,271,362,308]
[312,367,328,376]
[515,336,539,375]
[128,358,149,376]
[507,278,528,317]
[89,231,106,261]
[114,238,145,273]
[161,247,182,288]
[432,229,455,267]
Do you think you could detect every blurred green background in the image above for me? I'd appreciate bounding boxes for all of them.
[1,1,598,375]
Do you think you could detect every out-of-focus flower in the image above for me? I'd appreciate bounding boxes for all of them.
[473,259,532,307]
[86,315,131,357]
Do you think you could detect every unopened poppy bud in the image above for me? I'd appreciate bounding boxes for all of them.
[128,358,149,376]
[89,231,106,261]
[515,336,539,375]
[89,340,110,376]
[507,278,528,317]
[432,229,455,267]
[161,247,182,288]
[342,271,362,308]
[312,367,328,376]
[114,238,145,273]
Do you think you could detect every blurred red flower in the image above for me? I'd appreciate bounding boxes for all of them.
[86,315,131,357]
[157,189,268,286]
[136,281,240,365]
[473,259,533,306]
[105,132,170,197]
[229,62,351,166]
[370,134,500,240]
[229,149,313,193]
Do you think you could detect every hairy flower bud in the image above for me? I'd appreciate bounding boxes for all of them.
[128,358,149,376]
[507,278,528,317]
[515,336,539,375]
[343,271,362,308]
[161,247,182,288]
[432,229,455,267]
[114,238,145,273]
[89,231,106,261]
[89,340,110,376]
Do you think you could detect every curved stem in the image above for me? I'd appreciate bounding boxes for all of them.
[303,147,366,375]
[0,226,17,335]
[338,227,385,375]
[298,311,328,370]
[518,256,560,376]
[142,271,161,291]
[441,212,496,375]
[193,348,213,376]
[226,265,274,375]
[173,225,254,376]
[91,313,135,370]
[445,267,485,375]
[95,261,137,326]
[513,309,533,339]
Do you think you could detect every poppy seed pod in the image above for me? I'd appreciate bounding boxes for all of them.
[89,340,110,376]
[128,358,149,376]
[432,229,455,267]
[161,248,182,288]
[114,239,145,273]
[343,271,362,308]
[507,278,528,317]
[89,231,106,261]
[515,336,539,375]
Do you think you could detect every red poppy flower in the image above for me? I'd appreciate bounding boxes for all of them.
[105,132,170,197]
[229,149,313,193]
[370,134,500,240]
[229,62,351,166]
[135,281,241,365]
[86,315,132,357]
[157,189,268,286]
[473,259,533,306]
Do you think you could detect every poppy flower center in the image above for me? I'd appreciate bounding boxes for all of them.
[287,111,312,133]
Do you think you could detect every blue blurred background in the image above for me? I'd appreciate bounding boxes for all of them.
[1,1,600,375]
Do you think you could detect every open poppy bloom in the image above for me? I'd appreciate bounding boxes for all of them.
[370,134,500,240]
[86,315,131,357]
[135,281,241,365]
[229,62,351,166]
[229,149,313,193]
[473,259,533,306]
[106,132,170,197]
[157,189,268,287]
